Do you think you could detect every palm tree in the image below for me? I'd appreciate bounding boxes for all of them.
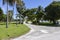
[3,0,15,28]
[16,1,25,24]
[3,0,23,28]
[36,6,44,24]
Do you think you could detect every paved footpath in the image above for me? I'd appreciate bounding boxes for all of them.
[11,23,60,40]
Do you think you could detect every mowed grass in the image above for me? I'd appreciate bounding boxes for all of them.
[0,22,30,40]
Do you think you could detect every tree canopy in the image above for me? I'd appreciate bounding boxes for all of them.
[0,8,6,21]
[45,1,60,24]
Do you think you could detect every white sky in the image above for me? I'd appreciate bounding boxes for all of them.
[53,0,60,1]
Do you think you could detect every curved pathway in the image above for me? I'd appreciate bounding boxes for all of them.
[11,23,60,40]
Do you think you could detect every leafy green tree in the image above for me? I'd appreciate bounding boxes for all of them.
[0,8,4,21]
[3,14,6,22]
[24,8,37,22]
[45,1,60,24]
[0,8,6,21]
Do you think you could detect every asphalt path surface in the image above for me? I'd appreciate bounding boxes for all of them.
[11,23,60,40]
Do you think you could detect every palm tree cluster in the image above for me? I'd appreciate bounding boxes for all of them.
[2,0,24,28]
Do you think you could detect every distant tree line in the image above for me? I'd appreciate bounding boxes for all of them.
[23,1,60,25]
[0,1,60,27]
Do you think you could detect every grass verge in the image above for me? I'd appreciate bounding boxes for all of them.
[0,23,30,40]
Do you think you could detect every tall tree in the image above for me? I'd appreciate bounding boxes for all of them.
[3,0,15,28]
[16,1,25,24]
[36,6,44,24]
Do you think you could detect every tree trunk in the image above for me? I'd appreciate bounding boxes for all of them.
[52,19,56,24]
[16,3,18,26]
[6,0,8,28]
[36,19,40,24]
[19,14,21,24]
[12,4,14,22]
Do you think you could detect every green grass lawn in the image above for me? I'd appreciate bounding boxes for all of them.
[0,23,30,40]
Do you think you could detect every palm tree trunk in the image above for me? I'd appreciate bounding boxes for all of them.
[16,2,18,26]
[6,0,8,28]
[19,13,21,24]
[19,14,21,24]
[12,4,14,22]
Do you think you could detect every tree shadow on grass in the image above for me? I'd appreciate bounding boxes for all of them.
[11,22,23,24]
[11,23,16,24]
[11,23,20,24]
[0,24,6,25]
